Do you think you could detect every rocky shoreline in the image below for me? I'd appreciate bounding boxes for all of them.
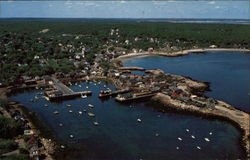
[115,49,250,158]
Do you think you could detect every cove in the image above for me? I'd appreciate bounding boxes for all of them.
[123,51,250,113]
[10,81,245,160]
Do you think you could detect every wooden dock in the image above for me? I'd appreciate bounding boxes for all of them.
[99,88,131,98]
[115,92,157,103]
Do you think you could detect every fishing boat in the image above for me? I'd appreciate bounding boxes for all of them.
[88,104,94,108]
[88,112,95,117]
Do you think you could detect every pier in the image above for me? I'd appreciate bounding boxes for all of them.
[99,88,132,98]
[115,92,158,103]
[44,77,92,101]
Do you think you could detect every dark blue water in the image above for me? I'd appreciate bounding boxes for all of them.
[123,51,250,113]
[10,81,245,160]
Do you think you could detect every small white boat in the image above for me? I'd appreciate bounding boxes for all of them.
[69,110,73,113]
[79,85,82,87]
[177,137,182,141]
[94,83,97,86]
[88,104,94,108]
[70,134,74,138]
[81,95,87,98]
[59,123,63,127]
[44,96,50,101]
[93,121,99,126]
[191,135,196,139]
[86,86,89,89]
[35,96,39,99]
[176,147,179,150]
[60,145,65,149]
[66,104,71,107]
[204,138,210,142]
[186,129,189,132]
[137,118,142,122]
[44,104,48,107]
[35,86,39,90]
[88,112,95,117]
[209,132,213,135]
[104,85,106,88]
[196,146,201,150]
[53,111,59,114]
[79,111,83,114]
[83,110,87,113]
[155,133,160,137]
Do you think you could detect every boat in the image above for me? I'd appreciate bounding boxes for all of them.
[83,109,87,113]
[70,134,74,138]
[34,96,39,99]
[53,111,59,114]
[209,132,213,135]
[93,121,99,126]
[204,138,210,142]
[86,86,89,89]
[79,85,82,87]
[88,112,95,117]
[35,86,39,90]
[178,137,182,141]
[44,104,48,107]
[59,123,63,127]
[176,147,179,150]
[155,133,160,137]
[196,146,201,150]
[137,118,142,122]
[44,96,50,101]
[66,104,71,107]
[186,129,189,132]
[88,104,94,108]
[69,110,73,113]
[79,111,83,114]
[81,95,87,98]
[191,135,196,139]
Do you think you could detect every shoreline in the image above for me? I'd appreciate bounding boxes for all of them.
[114,48,250,61]
[114,49,250,157]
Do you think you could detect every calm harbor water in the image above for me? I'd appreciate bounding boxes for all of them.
[10,81,245,160]
[123,51,250,113]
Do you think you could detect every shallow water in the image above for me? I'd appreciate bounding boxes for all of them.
[123,51,250,113]
[10,81,245,160]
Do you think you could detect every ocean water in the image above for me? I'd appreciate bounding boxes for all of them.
[10,81,245,160]
[123,51,250,113]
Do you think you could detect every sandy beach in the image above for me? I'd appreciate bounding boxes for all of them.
[114,48,250,61]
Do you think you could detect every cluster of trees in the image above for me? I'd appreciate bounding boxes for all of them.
[0,21,249,85]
